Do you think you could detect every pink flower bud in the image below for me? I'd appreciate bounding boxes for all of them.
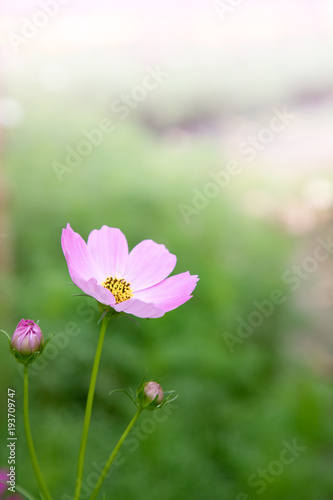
[144,381,164,405]
[11,319,44,356]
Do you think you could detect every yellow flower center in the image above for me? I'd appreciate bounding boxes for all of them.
[102,276,133,304]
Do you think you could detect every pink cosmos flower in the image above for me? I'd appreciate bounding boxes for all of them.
[61,224,198,318]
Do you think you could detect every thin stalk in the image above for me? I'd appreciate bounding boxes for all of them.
[89,407,143,500]
[74,315,110,500]
[23,365,52,500]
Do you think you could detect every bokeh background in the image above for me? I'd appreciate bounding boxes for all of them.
[1,1,333,499]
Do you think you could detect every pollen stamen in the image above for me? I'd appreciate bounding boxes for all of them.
[102,276,133,304]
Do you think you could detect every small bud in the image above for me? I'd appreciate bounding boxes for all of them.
[110,375,177,411]
[11,319,44,364]
[136,379,166,410]
[144,381,164,405]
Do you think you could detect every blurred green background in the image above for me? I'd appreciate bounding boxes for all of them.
[1,1,333,499]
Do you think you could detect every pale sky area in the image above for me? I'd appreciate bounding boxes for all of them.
[1,0,333,174]
[1,0,333,51]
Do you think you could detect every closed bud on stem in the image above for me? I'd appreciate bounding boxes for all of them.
[10,319,44,364]
[110,374,177,411]
[143,381,164,406]
[136,377,173,410]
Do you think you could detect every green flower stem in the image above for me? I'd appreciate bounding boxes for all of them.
[74,315,110,500]
[89,407,143,500]
[23,365,52,500]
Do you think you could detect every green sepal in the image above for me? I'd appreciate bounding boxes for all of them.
[8,332,55,366]
[96,302,121,324]
[0,329,11,344]
[109,388,137,406]
[10,345,44,365]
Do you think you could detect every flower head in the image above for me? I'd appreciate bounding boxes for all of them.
[137,380,165,409]
[136,377,176,410]
[110,375,177,411]
[61,224,198,318]
[11,319,44,356]
[143,381,164,405]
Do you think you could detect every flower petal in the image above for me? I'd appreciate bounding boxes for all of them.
[73,276,116,307]
[113,298,165,318]
[87,226,128,280]
[125,239,177,291]
[133,272,199,312]
[61,224,99,282]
